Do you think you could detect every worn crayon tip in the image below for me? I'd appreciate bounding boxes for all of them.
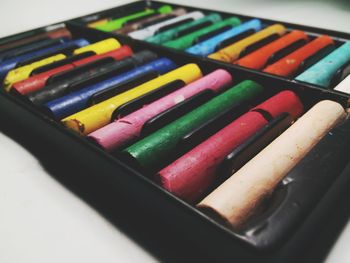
[63,119,85,134]
[208,52,231,63]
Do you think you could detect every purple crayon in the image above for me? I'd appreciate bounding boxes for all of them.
[88,69,232,151]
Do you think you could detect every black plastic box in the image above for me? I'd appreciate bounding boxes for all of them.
[1,2,350,262]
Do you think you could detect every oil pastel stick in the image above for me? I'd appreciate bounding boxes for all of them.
[3,38,121,90]
[240,117,350,247]
[0,39,89,78]
[198,100,346,228]
[3,54,67,91]
[0,27,72,52]
[115,8,187,35]
[123,80,263,172]
[0,38,69,62]
[27,50,157,105]
[90,5,173,29]
[186,19,261,57]
[163,17,242,50]
[88,69,232,151]
[94,5,173,32]
[263,35,334,77]
[157,90,303,202]
[235,30,309,70]
[45,57,178,119]
[208,24,286,62]
[128,11,205,40]
[334,74,350,94]
[295,41,350,88]
[62,64,201,135]
[0,24,68,45]
[145,14,222,44]
[71,38,121,55]
[12,46,133,95]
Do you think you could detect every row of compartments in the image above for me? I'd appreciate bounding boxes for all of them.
[73,1,350,94]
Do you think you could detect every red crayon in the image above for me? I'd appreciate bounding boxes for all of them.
[157,90,303,203]
[252,89,303,119]
[235,30,309,70]
[0,28,72,51]
[263,35,334,77]
[12,45,133,95]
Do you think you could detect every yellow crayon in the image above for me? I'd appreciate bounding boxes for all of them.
[4,54,66,91]
[63,64,203,135]
[208,24,286,63]
[73,38,121,55]
[4,38,121,90]
[88,19,109,28]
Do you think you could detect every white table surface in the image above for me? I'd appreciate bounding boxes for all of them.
[0,0,349,262]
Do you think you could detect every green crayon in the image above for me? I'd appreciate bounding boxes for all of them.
[146,13,223,44]
[123,80,263,171]
[96,5,173,32]
[163,17,241,50]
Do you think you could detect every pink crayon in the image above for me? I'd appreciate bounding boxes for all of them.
[87,69,233,151]
[157,90,304,203]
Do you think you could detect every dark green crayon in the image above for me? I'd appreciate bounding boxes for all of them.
[163,17,241,50]
[123,80,263,171]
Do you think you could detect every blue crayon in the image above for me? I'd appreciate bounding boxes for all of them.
[0,39,89,78]
[0,38,69,62]
[186,19,262,56]
[295,41,350,88]
[45,58,177,119]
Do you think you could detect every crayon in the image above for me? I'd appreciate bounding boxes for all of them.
[94,5,173,32]
[71,38,120,55]
[128,11,205,40]
[28,50,157,105]
[186,19,261,57]
[235,30,309,70]
[0,38,69,62]
[145,13,223,45]
[334,74,350,94]
[88,19,111,28]
[62,64,201,135]
[0,27,72,52]
[164,17,242,50]
[45,57,178,119]
[115,8,187,35]
[88,69,232,151]
[263,35,334,77]
[123,80,263,172]
[12,46,133,95]
[157,90,303,202]
[4,39,121,90]
[246,117,350,246]
[208,24,286,62]
[198,100,346,228]
[4,54,66,91]
[0,39,89,78]
[295,41,350,88]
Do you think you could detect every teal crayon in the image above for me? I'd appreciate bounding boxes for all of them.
[295,41,350,88]
[123,80,263,171]
[163,17,241,50]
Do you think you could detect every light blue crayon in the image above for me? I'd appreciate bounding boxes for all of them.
[295,41,350,88]
[186,19,262,56]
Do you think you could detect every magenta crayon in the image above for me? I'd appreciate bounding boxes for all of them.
[157,90,304,203]
[88,69,233,151]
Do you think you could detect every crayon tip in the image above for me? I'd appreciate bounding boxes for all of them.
[63,119,85,134]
